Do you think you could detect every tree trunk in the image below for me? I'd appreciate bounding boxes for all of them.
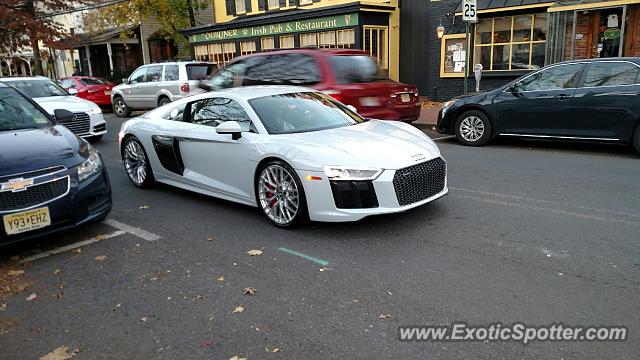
[29,30,43,76]
[187,0,196,27]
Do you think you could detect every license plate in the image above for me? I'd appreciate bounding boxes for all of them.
[400,93,411,103]
[360,97,380,107]
[3,207,51,235]
[104,90,112,95]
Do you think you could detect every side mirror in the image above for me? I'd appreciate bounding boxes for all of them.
[216,121,242,140]
[54,109,75,123]
[68,88,78,95]
[346,105,358,113]
[122,78,129,85]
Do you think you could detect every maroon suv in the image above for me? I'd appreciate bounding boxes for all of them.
[205,49,421,122]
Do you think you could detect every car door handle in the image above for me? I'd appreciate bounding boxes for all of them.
[556,94,568,101]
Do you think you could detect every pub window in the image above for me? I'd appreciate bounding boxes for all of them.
[336,29,355,48]
[474,14,547,72]
[240,40,257,55]
[235,0,246,14]
[300,33,318,47]
[198,42,237,66]
[268,0,279,9]
[440,34,467,78]
[299,0,312,5]
[318,31,337,48]
[363,25,388,70]
[261,37,275,51]
[280,35,295,48]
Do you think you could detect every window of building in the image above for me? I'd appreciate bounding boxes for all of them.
[440,34,467,78]
[268,0,279,9]
[148,38,177,62]
[261,37,275,51]
[583,62,640,87]
[336,29,355,48]
[194,43,237,65]
[299,0,312,5]
[280,35,295,48]
[318,31,337,48]
[235,0,246,14]
[240,40,257,55]
[474,14,547,72]
[300,33,318,47]
[363,25,388,70]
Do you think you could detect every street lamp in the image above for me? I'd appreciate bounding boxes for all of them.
[436,23,445,38]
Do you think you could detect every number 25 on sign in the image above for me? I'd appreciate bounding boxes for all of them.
[463,0,477,22]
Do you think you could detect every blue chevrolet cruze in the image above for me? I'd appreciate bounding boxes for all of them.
[0,82,112,245]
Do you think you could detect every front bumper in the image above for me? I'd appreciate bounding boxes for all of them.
[86,112,107,138]
[436,107,455,134]
[299,159,447,222]
[0,165,112,246]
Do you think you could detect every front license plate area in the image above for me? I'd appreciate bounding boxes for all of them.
[400,93,411,102]
[3,207,51,235]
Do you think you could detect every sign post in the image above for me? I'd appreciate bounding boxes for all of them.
[462,0,477,94]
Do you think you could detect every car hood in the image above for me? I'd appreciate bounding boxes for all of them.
[270,120,442,171]
[33,95,97,114]
[0,125,86,176]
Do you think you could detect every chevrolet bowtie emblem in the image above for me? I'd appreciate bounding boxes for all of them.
[1,178,34,192]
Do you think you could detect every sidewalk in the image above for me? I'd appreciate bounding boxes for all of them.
[413,96,441,127]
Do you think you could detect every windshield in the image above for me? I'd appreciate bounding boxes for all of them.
[0,88,51,131]
[329,55,380,83]
[8,79,69,98]
[249,92,364,134]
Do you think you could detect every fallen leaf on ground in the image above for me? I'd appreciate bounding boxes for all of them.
[94,255,107,262]
[229,356,247,360]
[8,270,24,276]
[272,348,280,353]
[246,249,263,256]
[319,267,333,272]
[139,205,150,210]
[39,346,79,360]
[0,303,6,312]
[378,313,391,320]
[232,306,244,313]
[95,234,108,241]
[243,287,257,295]
[26,293,37,302]
[217,276,224,282]
[9,256,20,262]
[387,291,393,296]
[140,317,148,322]
[71,248,81,254]
[53,269,61,275]
[207,236,214,241]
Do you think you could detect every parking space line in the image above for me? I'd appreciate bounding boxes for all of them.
[103,219,161,241]
[431,135,455,141]
[278,247,329,266]
[20,230,126,263]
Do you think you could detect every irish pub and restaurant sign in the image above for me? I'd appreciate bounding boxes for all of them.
[189,13,359,43]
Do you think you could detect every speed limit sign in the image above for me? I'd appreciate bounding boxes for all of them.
[462,0,477,22]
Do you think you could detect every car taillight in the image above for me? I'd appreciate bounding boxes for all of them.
[180,82,189,93]
[324,90,343,103]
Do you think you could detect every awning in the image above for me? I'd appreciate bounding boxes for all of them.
[60,25,139,48]
[548,0,640,12]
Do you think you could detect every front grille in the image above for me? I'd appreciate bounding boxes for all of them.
[393,157,446,206]
[59,112,91,136]
[0,166,66,183]
[330,181,379,209]
[0,177,69,212]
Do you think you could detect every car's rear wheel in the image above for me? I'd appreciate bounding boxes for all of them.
[633,124,640,155]
[256,160,308,228]
[122,137,155,188]
[113,97,130,118]
[158,96,171,107]
[455,110,492,146]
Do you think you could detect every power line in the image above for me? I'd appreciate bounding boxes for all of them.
[34,0,129,19]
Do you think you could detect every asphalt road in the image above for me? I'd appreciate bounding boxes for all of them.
[1,113,639,359]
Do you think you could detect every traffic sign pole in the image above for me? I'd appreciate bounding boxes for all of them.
[464,22,469,94]
[462,0,477,94]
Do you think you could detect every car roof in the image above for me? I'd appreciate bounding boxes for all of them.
[0,76,50,82]
[555,57,640,66]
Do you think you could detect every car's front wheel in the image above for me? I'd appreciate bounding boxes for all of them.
[256,160,308,228]
[455,110,492,146]
[113,97,130,118]
[122,137,155,188]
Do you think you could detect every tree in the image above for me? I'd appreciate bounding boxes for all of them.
[0,0,96,75]
[83,0,209,56]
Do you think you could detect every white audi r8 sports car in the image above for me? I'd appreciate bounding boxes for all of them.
[118,86,447,227]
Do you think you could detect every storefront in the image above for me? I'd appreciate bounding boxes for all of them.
[182,1,401,80]
[400,0,640,100]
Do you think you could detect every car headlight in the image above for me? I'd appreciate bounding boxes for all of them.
[87,107,102,115]
[443,100,456,109]
[77,145,103,182]
[323,166,382,180]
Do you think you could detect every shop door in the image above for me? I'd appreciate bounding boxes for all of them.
[587,8,624,58]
